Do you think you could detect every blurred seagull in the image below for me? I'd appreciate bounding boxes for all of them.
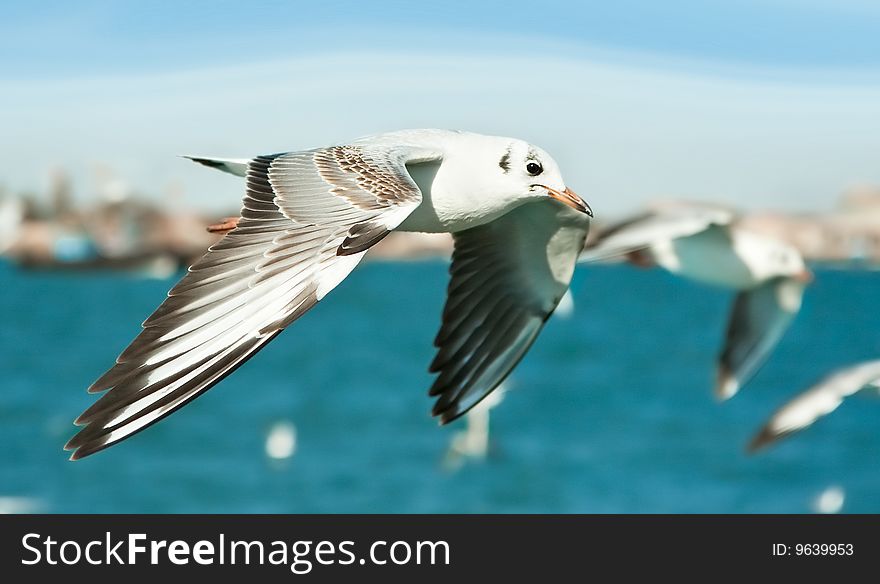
[582,204,812,399]
[65,129,592,460]
[748,359,880,452]
[444,381,508,470]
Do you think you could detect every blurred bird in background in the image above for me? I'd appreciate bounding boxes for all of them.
[582,203,812,399]
[442,382,508,471]
[748,359,880,452]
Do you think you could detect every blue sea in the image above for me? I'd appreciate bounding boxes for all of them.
[2,259,879,513]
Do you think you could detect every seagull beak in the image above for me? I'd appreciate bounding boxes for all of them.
[795,268,814,284]
[544,186,593,217]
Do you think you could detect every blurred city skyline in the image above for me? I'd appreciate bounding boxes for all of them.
[2,1,880,215]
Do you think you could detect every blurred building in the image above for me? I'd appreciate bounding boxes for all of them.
[2,169,217,273]
[739,186,880,263]
[3,170,880,268]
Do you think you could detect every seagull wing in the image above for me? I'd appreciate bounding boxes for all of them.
[428,201,590,423]
[716,276,805,400]
[581,207,733,262]
[66,144,440,460]
[748,359,880,452]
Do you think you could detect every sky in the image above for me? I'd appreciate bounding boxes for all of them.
[2,0,879,215]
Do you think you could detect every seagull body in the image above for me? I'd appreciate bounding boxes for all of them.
[748,359,880,452]
[65,129,592,460]
[652,223,787,289]
[583,205,811,399]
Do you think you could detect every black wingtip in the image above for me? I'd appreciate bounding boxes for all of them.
[435,408,461,426]
[63,438,84,461]
[67,446,98,462]
[430,398,471,425]
[63,430,86,457]
[64,419,107,461]
[182,155,220,168]
[64,432,109,462]
[746,428,776,454]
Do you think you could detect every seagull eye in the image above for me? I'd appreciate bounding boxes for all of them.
[526,162,543,176]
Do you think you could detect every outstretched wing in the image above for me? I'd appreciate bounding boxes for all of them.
[716,276,805,400]
[581,206,733,262]
[66,145,440,460]
[748,359,880,452]
[429,201,590,423]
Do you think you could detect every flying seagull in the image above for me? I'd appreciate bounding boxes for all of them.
[582,204,811,399]
[64,129,592,460]
[748,359,880,452]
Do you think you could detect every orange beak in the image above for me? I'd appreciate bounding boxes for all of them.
[795,268,814,284]
[545,186,593,217]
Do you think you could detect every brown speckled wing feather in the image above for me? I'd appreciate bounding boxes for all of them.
[66,145,440,460]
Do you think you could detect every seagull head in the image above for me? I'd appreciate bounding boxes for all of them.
[764,240,812,283]
[491,138,592,217]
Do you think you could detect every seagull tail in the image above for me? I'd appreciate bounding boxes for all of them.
[182,156,249,177]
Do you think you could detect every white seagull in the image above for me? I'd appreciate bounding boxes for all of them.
[65,129,592,460]
[748,359,880,452]
[444,381,508,469]
[582,204,812,399]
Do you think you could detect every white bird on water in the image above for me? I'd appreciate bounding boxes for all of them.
[444,381,508,470]
[748,359,880,452]
[582,204,812,400]
[265,420,298,461]
[65,129,592,460]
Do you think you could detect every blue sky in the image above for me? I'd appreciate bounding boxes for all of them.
[2,1,879,214]
[4,0,880,76]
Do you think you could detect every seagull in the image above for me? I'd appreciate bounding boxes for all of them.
[748,359,880,452]
[444,381,507,470]
[64,129,592,460]
[582,204,812,399]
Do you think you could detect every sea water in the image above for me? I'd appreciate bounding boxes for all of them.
[1,260,878,513]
